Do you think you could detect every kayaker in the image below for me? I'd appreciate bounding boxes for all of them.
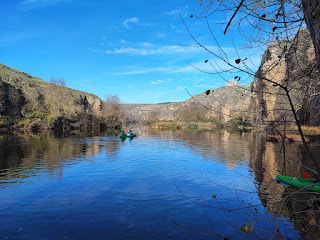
[128,129,133,135]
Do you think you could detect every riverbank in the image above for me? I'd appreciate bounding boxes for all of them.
[145,121,320,143]
[266,126,320,143]
[147,120,252,131]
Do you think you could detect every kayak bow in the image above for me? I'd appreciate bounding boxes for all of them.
[276,175,320,192]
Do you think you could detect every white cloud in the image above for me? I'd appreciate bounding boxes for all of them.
[105,44,202,56]
[139,42,153,47]
[164,9,181,16]
[114,66,175,75]
[123,17,140,29]
[155,32,166,39]
[120,39,129,44]
[164,6,189,16]
[150,80,165,85]
[113,64,207,76]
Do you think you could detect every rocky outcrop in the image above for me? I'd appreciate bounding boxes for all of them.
[251,29,320,126]
[0,79,26,120]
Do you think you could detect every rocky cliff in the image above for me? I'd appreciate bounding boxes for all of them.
[0,64,119,134]
[251,29,320,126]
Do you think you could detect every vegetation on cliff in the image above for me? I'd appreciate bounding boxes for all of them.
[0,64,124,136]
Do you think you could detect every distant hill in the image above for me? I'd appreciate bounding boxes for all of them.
[122,85,251,124]
[186,85,251,122]
[0,64,121,135]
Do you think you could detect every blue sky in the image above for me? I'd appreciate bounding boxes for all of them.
[1,0,263,104]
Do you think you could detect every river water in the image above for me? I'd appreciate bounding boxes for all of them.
[0,129,319,239]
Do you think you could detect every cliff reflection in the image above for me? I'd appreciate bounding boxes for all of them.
[0,135,122,185]
[140,127,320,238]
[141,128,252,168]
[250,134,320,239]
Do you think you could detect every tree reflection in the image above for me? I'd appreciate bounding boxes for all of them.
[251,134,320,239]
[0,135,122,185]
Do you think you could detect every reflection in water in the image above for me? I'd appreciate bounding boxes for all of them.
[250,133,320,240]
[0,129,319,239]
[140,128,252,168]
[0,135,122,185]
[141,128,320,239]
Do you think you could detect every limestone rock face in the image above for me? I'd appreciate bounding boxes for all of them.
[251,29,320,125]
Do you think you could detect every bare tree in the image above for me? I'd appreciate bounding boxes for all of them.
[49,77,66,87]
[174,1,320,238]
[175,102,209,122]
[195,0,319,68]
[105,95,125,127]
[143,111,161,124]
[182,0,320,171]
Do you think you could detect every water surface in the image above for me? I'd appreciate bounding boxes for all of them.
[0,130,307,239]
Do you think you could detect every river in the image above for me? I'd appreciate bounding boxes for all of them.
[0,128,319,239]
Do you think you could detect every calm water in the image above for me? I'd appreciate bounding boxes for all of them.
[0,129,315,240]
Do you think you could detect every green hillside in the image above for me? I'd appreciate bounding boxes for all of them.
[0,64,121,135]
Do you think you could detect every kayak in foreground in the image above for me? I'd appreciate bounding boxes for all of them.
[119,133,137,139]
[276,175,320,193]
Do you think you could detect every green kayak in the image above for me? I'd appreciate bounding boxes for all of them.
[276,175,320,192]
[119,133,137,139]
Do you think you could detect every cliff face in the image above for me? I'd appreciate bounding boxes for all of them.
[0,64,117,134]
[0,80,26,120]
[251,29,320,126]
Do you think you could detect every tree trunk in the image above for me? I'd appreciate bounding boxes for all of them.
[302,0,320,68]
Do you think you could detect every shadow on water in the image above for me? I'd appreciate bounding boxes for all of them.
[1,128,320,239]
